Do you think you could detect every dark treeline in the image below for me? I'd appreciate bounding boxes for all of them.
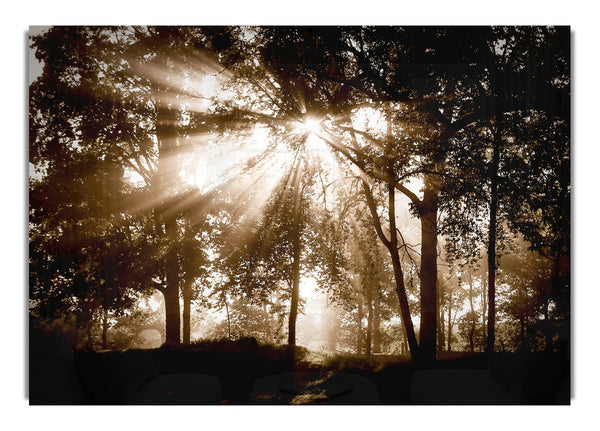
[29,26,570,364]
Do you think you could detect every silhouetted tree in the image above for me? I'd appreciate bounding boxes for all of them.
[30,26,221,346]
[219,156,315,345]
[30,25,569,363]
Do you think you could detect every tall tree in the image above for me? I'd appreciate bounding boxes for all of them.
[220,154,315,345]
[29,27,160,345]
[30,26,222,345]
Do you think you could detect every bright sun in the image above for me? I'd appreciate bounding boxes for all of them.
[302,117,322,135]
[294,115,323,136]
[293,116,332,158]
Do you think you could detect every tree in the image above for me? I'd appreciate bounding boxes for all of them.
[502,112,570,330]
[212,26,448,362]
[433,26,570,355]
[346,219,391,355]
[28,137,151,347]
[30,26,221,346]
[30,26,570,361]
[219,154,314,345]
[29,27,162,345]
[180,210,211,345]
[252,26,569,362]
[191,25,568,363]
[495,238,563,351]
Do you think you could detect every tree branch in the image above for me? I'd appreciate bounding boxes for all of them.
[361,180,391,249]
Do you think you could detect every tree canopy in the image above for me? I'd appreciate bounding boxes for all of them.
[29,26,570,362]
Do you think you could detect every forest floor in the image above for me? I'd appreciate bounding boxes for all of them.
[161,338,489,404]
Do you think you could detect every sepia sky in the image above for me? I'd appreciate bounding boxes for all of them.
[28,26,49,84]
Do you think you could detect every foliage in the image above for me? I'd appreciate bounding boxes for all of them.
[29,26,570,356]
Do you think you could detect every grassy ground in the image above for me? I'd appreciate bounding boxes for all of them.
[29,323,492,404]
[31,324,568,404]
[154,338,488,404]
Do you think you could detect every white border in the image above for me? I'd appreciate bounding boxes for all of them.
[6,2,597,429]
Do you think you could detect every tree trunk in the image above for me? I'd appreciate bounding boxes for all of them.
[163,216,181,346]
[468,271,476,353]
[182,279,192,345]
[359,118,420,362]
[327,315,338,352]
[163,283,180,346]
[399,323,407,356]
[389,250,419,359]
[288,255,300,346]
[366,287,373,356]
[384,167,419,360]
[356,288,364,354]
[181,216,199,346]
[157,105,182,347]
[487,123,500,355]
[101,308,109,350]
[481,274,487,351]
[288,182,302,346]
[419,176,439,363]
[274,294,285,344]
[386,183,419,360]
[373,292,382,353]
[447,299,452,352]
[438,281,446,351]
[288,214,300,346]
[225,296,231,340]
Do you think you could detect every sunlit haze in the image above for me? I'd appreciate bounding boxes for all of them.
[29,26,570,407]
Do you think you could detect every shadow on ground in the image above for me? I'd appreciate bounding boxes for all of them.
[29,325,568,405]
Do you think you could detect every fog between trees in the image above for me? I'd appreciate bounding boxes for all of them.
[29,26,570,363]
